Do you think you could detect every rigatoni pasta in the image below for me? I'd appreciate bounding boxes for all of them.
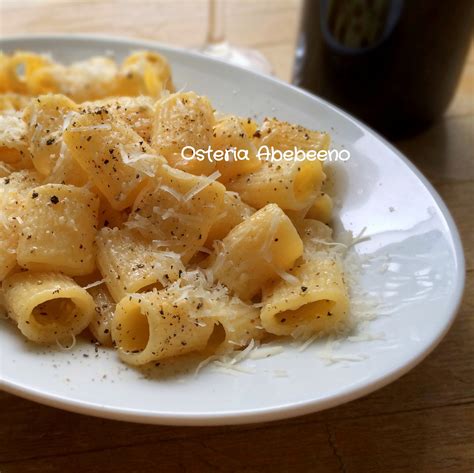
[17,183,99,276]
[227,159,325,211]
[210,204,303,301]
[151,91,216,175]
[63,110,157,210]
[2,271,95,343]
[0,49,354,371]
[205,191,254,245]
[261,258,349,337]
[88,284,116,346]
[129,163,226,262]
[0,170,39,280]
[306,192,333,224]
[23,94,78,176]
[96,227,184,302]
[112,288,215,365]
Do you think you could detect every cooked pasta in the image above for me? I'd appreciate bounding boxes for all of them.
[0,170,39,280]
[112,288,215,365]
[63,110,158,210]
[211,115,261,182]
[151,91,216,175]
[96,227,185,302]
[16,183,99,276]
[306,192,333,224]
[2,271,95,343]
[0,50,353,371]
[261,258,349,337]
[209,204,304,301]
[88,284,116,346]
[207,298,264,352]
[129,163,226,262]
[205,191,255,245]
[227,158,325,211]
[23,94,78,176]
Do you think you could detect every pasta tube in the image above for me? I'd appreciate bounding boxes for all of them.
[17,184,99,276]
[129,164,226,263]
[205,191,254,246]
[261,258,349,337]
[111,288,215,365]
[210,203,303,301]
[88,284,116,346]
[306,192,333,224]
[2,271,95,343]
[207,298,264,352]
[151,91,216,175]
[211,115,261,182]
[23,94,78,176]
[96,227,185,302]
[227,159,325,211]
[63,110,160,210]
[0,170,39,281]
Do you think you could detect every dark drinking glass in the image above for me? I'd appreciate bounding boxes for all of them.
[293,0,474,138]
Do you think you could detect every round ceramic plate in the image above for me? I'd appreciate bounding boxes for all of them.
[0,35,465,426]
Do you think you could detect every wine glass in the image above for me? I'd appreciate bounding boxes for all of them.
[200,0,273,75]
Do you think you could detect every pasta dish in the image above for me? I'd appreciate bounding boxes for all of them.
[0,50,350,368]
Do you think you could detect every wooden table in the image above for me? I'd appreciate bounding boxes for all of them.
[1,1,473,471]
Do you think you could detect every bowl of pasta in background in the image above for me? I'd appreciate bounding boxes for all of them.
[0,35,465,426]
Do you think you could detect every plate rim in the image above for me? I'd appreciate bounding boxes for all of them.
[0,33,466,426]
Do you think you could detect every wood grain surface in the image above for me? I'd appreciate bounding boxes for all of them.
[1,1,473,472]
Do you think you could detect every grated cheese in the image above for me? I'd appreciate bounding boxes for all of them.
[160,184,184,202]
[118,144,156,177]
[183,170,221,202]
[319,352,367,364]
[55,332,77,351]
[248,345,284,359]
[82,279,106,290]
[272,265,300,285]
[0,114,28,146]
[68,123,112,132]
[211,364,255,375]
[272,369,289,378]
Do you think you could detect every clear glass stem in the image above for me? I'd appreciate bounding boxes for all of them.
[206,0,226,46]
[200,0,273,75]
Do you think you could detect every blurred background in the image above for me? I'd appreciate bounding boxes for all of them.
[0,0,300,79]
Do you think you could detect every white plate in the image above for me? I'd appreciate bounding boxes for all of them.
[0,35,465,426]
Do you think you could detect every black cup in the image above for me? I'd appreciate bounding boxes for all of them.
[293,0,474,138]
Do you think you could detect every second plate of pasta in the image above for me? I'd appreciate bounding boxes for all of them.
[0,35,464,425]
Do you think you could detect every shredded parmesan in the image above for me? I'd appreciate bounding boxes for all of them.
[118,144,156,177]
[297,333,320,352]
[160,185,184,202]
[273,266,300,285]
[273,370,289,378]
[248,345,284,359]
[319,352,367,364]
[152,239,181,248]
[211,364,255,375]
[82,279,106,290]
[55,333,77,350]
[68,123,112,132]
[183,170,221,202]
